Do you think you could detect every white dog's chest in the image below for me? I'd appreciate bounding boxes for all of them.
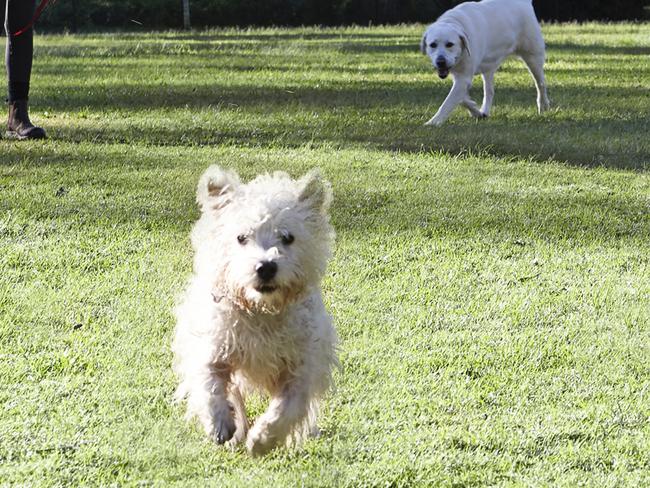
[217,315,306,387]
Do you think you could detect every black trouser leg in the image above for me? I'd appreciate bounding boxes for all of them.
[2,0,36,101]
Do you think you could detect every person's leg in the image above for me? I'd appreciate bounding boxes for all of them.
[5,0,46,139]
[1,0,5,108]
[1,0,5,39]
[6,0,34,100]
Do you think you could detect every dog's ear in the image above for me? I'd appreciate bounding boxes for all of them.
[420,30,428,55]
[459,31,470,57]
[298,169,332,214]
[196,165,240,212]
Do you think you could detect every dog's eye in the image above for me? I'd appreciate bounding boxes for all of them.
[281,233,294,245]
[429,42,437,49]
[237,234,248,245]
[445,42,454,48]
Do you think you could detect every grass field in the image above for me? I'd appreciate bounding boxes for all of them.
[1,22,649,486]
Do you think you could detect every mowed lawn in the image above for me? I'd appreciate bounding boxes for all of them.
[1,22,649,486]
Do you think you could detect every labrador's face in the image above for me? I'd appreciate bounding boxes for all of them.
[421,25,467,79]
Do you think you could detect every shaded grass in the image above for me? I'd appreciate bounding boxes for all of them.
[21,23,650,169]
[1,23,649,487]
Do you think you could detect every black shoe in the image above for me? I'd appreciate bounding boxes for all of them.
[7,99,47,140]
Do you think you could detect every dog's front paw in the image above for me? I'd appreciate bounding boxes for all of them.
[424,117,443,127]
[225,422,248,450]
[538,100,551,114]
[210,411,236,445]
[246,423,278,457]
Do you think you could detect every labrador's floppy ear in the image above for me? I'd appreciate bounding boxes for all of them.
[420,29,429,54]
[459,30,471,57]
[196,165,240,212]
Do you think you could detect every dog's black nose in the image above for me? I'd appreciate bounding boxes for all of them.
[436,56,447,68]
[255,261,277,282]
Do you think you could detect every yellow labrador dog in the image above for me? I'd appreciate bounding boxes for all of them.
[421,0,550,126]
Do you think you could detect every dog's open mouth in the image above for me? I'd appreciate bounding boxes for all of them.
[255,285,278,294]
[437,67,449,79]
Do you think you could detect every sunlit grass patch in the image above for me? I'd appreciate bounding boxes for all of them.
[1,23,649,486]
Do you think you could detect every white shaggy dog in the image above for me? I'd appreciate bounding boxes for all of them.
[421,0,550,126]
[173,165,338,456]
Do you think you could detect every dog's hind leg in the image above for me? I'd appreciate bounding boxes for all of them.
[520,51,550,113]
[480,70,496,117]
[462,98,483,118]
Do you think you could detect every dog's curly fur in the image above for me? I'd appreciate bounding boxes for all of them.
[173,165,338,456]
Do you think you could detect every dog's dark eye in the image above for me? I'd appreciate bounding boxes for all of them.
[281,233,294,245]
[237,234,248,245]
[429,42,437,49]
[446,42,454,48]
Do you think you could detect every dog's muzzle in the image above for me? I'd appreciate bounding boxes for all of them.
[254,261,278,293]
[435,56,450,79]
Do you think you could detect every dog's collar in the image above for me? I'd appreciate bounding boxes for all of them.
[211,288,256,315]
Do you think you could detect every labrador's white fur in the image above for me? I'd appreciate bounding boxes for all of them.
[421,0,550,126]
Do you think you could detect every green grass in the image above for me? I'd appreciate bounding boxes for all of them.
[1,23,649,486]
